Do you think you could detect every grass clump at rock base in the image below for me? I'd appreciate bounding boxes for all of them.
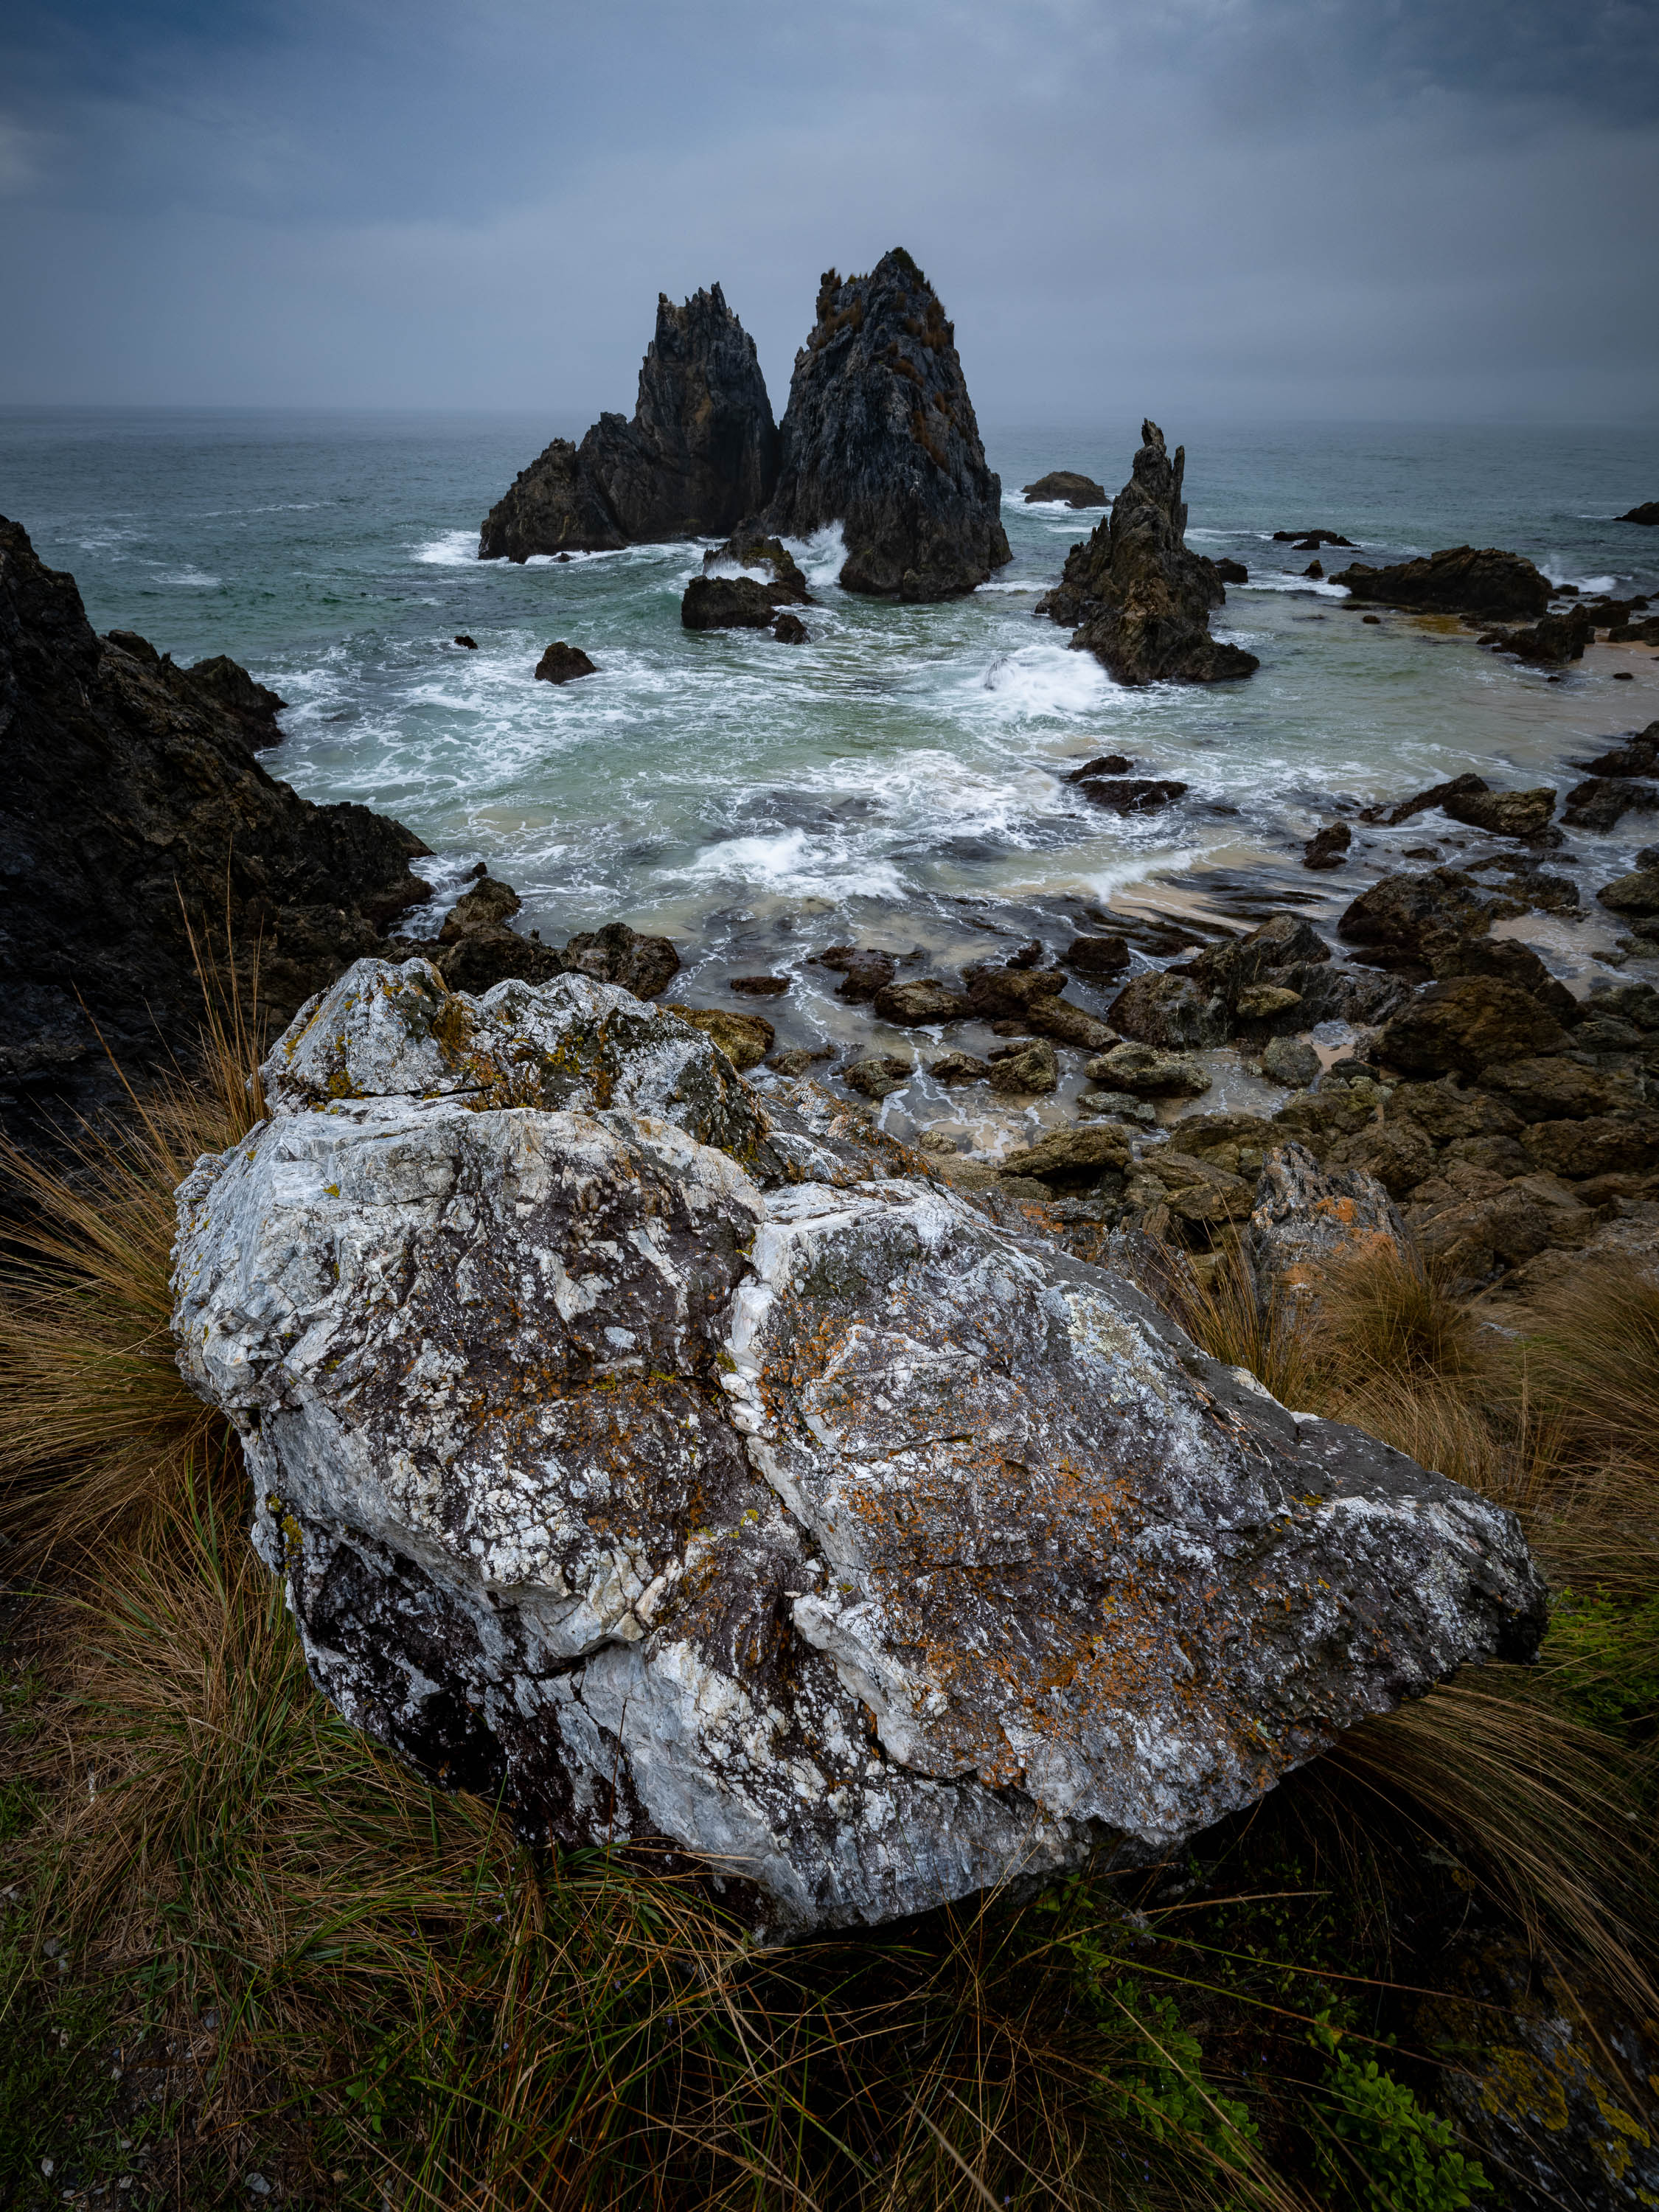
[2,998,1656,2206]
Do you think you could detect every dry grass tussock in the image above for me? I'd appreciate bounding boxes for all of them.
[1,971,1654,2204]
[1164,1230,1659,2014]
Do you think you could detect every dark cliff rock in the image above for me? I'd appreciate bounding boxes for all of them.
[1023,471,1107,507]
[479,285,778,560]
[1331,546,1550,619]
[533,641,597,682]
[1039,420,1259,685]
[104,629,288,748]
[759,249,1011,601]
[1619,500,1659,524]
[0,516,433,1141]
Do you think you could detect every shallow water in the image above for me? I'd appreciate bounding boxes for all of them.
[5,408,1658,1145]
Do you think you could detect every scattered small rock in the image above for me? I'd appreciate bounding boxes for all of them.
[1262,1036,1320,1088]
[1302,822,1352,871]
[1303,559,1324,580]
[1063,932,1131,975]
[822,945,898,1001]
[843,1054,912,1099]
[534,641,597,683]
[1074,776,1188,814]
[873,977,969,1025]
[929,1048,991,1084]
[453,634,478,649]
[730,975,790,995]
[1085,1041,1211,1096]
[772,612,809,643]
[987,1039,1059,1094]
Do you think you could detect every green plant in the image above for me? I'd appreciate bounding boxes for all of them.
[1307,2020,1488,2212]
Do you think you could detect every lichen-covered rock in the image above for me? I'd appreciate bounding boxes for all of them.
[761,249,1011,601]
[1248,1143,1407,1312]
[173,964,1548,1938]
[1040,422,1258,686]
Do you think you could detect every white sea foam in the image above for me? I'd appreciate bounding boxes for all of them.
[412,528,478,565]
[969,640,1111,720]
[675,829,905,902]
[158,568,222,588]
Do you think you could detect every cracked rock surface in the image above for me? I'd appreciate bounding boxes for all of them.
[173,958,1547,1937]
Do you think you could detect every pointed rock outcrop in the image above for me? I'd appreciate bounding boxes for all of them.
[1040,420,1259,685]
[759,249,1011,601]
[479,285,779,560]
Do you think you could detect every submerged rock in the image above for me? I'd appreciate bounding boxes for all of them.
[1022,470,1107,507]
[175,959,1547,1935]
[479,285,778,560]
[1039,421,1259,686]
[1331,546,1550,620]
[761,249,1012,600]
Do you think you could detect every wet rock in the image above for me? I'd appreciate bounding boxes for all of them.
[1302,559,1324,580]
[1234,984,1304,1021]
[1026,999,1118,1051]
[1040,421,1258,685]
[681,576,780,631]
[765,1048,819,1078]
[1074,776,1189,813]
[0,517,433,1144]
[1385,1076,1523,1145]
[1273,529,1355,548]
[1262,1037,1320,1087]
[1598,866,1659,917]
[1484,607,1594,664]
[1331,546,1551,620]
[842,1054,912,1099]
[176,961,1548,1935]
[170,652,289,748]
[1079,1088,1157,1127]
[1382,771,1492,827]
[1336,869,1500,970]
[1579,723,1659,777]
[823,946,898,1001]
[1302,822,1352,870]
[1164,1113,1279,1178]
[1521,1113,1659,1180]
[772,612,809,644]
[1481,1056,1639,1123]
[762,249,1011,600]
[1377,978,1568,1077]
[563,921,682,1001]
[1248,1143,1406,1312]
[439,874,521,940]
[1447,786,1557,840]
[1108,970,1228,1050]
[1065,753,1134,780]
[929,1048,991,1084]
[872,978,969,1026]
[481,286,778,560]
[535,641,598,683]
[429,926,564,993]
[673,1006,775,1071]
[1063,933,1131,976]
[961,959,1114,1049]
[1085,1042,1211,1097]
[731,975,790,996]
[1571,772,1659,831]
[703,528,810,601]
[1214,558,1248,583]
[1132,1150,1254,1241]
[1427,936,1579,1028]
[988,1038,1059,1094]
[1270,1077,1391,1164]
[1618,500,1659,524]
[997,1123,1133,1188]
[1022,470,1107,507]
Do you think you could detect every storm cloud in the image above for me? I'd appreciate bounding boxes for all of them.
[1,0,1655,420]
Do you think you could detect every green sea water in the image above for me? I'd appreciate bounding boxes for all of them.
[4,408,1657,1143]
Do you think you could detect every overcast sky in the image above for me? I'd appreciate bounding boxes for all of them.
[3,0,1656,422]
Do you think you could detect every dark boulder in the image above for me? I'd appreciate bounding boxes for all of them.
[1598,867,1659,917]
[730,974,789,995]
[1303,559,1324,580]
[1022,470,1107,507]
[872,978,968,1026]
[701,528,810,602]
[1064,933,1131,975]
[821,945,897,1001]
[1108,970,1228,1050]
[1484,608,1593,664]
[1560,777,1659,832]
[1337,869,1504,970]
[1074,776,1188,814]
[1273,529,1355,547]
[563,920,681,999]
[1065,753,1134,779]
[534,641,597,682]
[1377,978,1568,1077]
[1214,557,1248,583]
[680,576,779,631]
[1619,501,1659,524]
[1303,821,1352,870]
[453,634,477,649]
[1040,420,1259,686]
[760,249,1011,600]
[0,516,433,1143]
[771,611,809,644]
[479,285,778,560]
[1332,546,1551,620]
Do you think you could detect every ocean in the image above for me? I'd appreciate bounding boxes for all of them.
[4,406,1657,1150]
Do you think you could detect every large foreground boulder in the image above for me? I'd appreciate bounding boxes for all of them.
[0,518,433,1145]
[174,959,1546,1938]
[1039,421,1259,684]
[479,286,778,559]
[759,249,1012,600]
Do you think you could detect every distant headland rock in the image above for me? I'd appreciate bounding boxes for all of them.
[755,248,1012,601]
[0,517,433,1144]
[478,285,779,560]
[1023,471,1107,508]
[1331,546,1551,620]
[1038,420,1259,685]
[1621,501,1659,526]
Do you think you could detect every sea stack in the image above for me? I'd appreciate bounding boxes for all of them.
[1040,420,1258,684]
[759,249,1011,600]
[479,285,779,560]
